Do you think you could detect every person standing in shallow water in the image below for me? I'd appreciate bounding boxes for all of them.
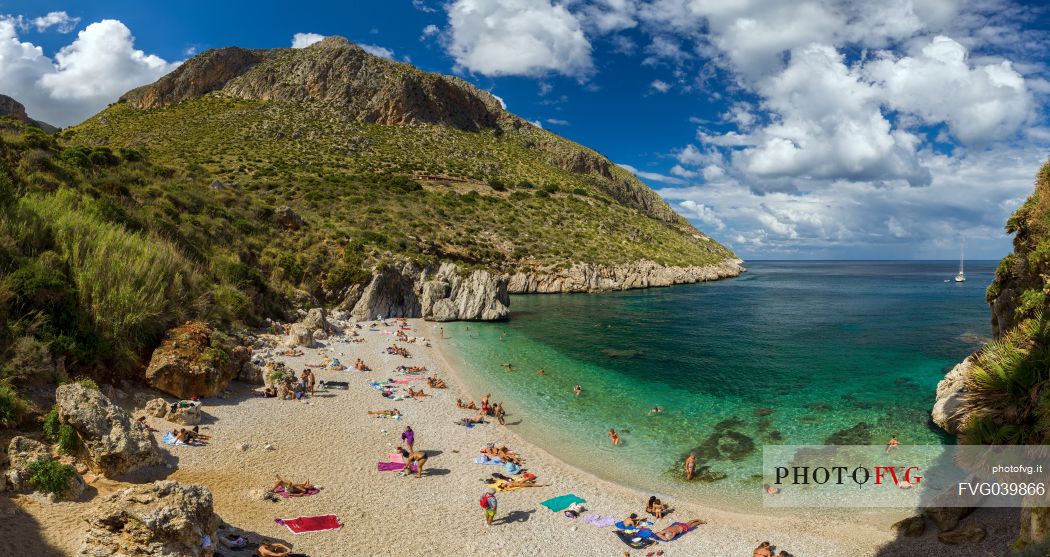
[573,385,582,397]
[685,452,696,481]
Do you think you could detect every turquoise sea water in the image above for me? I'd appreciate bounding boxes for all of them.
[442,261,995,508]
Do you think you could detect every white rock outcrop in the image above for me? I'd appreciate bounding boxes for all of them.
[505,258,745,293]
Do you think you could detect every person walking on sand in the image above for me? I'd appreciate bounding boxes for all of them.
[685,451,696,481]
[402,426,415,451]
[495,403,506,425]
[609,428,621,446]
[480,488,498,526]
[573,385,582,397]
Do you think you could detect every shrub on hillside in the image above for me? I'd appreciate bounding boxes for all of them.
[0,384,27,428]
[27,459,76,497]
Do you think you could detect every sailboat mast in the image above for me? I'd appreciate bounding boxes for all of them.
[959,245,964,274]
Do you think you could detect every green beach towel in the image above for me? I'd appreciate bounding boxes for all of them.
[540,494,585,512]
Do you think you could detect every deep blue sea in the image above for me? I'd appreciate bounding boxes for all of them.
[442,261,995,505]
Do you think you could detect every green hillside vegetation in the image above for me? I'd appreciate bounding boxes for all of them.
[961,161,1050,445]
[66,97,731,272]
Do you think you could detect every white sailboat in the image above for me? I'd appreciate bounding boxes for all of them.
[954,245,965,282]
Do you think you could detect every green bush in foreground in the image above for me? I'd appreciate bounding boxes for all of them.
[42,405,60,440]
[0,384,27,427]
[57,424,78,454]
[27,458,75,498]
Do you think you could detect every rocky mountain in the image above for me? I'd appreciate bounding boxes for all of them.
[62,37,741,321]
[0,94,58,133]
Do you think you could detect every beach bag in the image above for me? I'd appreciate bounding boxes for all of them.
[480,493,496,509]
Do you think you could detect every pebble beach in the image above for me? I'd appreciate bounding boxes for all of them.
[10,318,1014,556]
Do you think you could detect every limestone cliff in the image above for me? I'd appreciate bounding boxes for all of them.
[339,261,509,322]
[506,258,745,293]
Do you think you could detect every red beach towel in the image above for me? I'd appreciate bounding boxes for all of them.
[276,514,343,534]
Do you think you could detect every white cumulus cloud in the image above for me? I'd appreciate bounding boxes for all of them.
[291,32,324,48]
[32,11,80,33]
[360,43,395,59]
[0,17,177,127]
[446,0,593,77]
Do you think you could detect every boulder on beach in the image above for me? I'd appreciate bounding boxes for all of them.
[937,523,986,544]
[6,436,51,492]
[145,321,250,399]
[55,383,162,477]
[76,480,220,557]
[143,398,169,419]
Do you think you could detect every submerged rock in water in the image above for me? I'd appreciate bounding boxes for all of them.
[806,403,832,412]
[824,422,872,445]
[753,407,774,417]
[600,348,643,358]
[694,469,728,482]
[698,430,755,461]
[714,417,745,431]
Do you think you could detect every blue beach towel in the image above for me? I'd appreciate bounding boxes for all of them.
[473,455,504,465]
[540,494,586,513]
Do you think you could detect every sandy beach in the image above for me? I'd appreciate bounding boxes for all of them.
[10,318,1015,556]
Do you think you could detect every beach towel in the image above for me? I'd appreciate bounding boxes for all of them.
[614,530,656,549]
[474,455,503,465]
[584,515,617,528]
[274,485,320,498]
[540,494,586,513]
[654,522,697,542]
[275,514,343,534]
[388,453,404,463]
[161,432,202,446]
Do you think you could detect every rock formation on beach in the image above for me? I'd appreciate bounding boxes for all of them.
[76,480,220,557]
[341,260,509,321]
[54,383,162,477]
[145,321,254,399]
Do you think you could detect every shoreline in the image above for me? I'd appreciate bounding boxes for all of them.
[10,318,1009,556]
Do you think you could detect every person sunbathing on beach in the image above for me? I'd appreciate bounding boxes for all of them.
[258,541,291,557]
[753,541,773,557]
[456,414,487,426]
[282,348,302,357]
[609,429,621,446]
[271,474,315,495]
[427,377,447,389]
[262,385,278,398]
[368,409,402,417]
[457,399,478,410]
[396,447,428,478]
[622,513,641,528]
[407,387,429,398]
[654,519,704,541]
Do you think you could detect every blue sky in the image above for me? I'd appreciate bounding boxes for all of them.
[1,1,1049,260]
